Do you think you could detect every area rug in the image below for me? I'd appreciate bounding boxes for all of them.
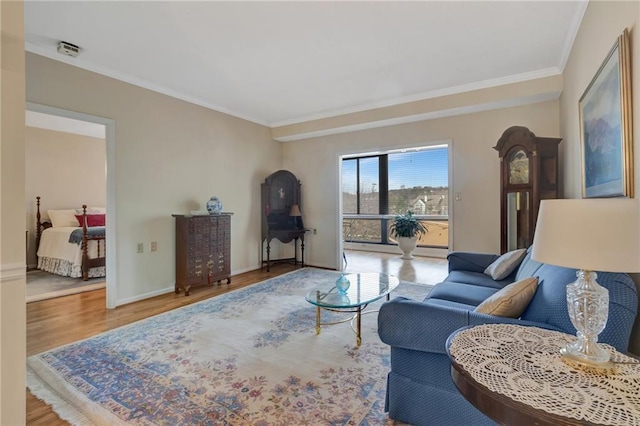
[26,270,106,303]
[27,268,432,425]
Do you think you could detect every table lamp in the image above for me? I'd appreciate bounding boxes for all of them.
[289,204,302,229]
[532,199,640,368]
[289,204,302,217]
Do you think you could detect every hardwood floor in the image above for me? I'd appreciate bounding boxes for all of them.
[26,252,448,425]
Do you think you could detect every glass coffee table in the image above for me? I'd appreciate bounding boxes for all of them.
[305,272,399,346]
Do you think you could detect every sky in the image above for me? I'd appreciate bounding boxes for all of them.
[342,146,448,194]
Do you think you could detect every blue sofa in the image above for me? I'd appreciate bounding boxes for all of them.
[377,249,638,425]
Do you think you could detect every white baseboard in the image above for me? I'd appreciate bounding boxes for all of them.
[114,265,264,307]
[232,265,260,275]
[0,263,26,282]
[116,285,176,306]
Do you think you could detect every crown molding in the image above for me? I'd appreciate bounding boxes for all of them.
[26,42,564,136]
[270,67,562,128]
[25,43,270,127]
[558,0,588,72]
[274,91,560,142]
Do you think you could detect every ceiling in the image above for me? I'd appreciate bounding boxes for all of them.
[26,110,106,138]
[24,1,586,128]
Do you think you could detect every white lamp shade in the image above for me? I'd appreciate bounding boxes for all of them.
[532,199,640,272]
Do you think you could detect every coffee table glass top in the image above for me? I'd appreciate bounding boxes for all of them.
[305,272,399,309]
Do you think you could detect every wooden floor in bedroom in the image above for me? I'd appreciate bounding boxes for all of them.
[26,251,448,425]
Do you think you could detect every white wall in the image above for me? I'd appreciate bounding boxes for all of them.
[282,101,560,269]
[25,126,106,267]
[0,1,26,423]
[26,52,282,305]
[559,1,640,355]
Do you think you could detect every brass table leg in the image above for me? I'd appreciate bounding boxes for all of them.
[315,292,321,335]
[356,306,362,346]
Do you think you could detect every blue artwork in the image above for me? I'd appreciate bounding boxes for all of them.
[580,31,632,198]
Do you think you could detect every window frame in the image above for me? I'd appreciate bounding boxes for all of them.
[342,147,449,249]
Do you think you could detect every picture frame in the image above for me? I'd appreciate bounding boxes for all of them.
[579,28,633,198]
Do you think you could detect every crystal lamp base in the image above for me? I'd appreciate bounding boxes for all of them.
[563,270,613,369]
[560,342,614,369]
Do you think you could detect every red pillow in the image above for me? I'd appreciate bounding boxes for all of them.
[75,214,106,227]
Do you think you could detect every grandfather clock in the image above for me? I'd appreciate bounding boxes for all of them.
[494,126,561,254]
[261,170,306,271]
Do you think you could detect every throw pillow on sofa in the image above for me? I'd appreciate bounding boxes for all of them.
[474,277,538,317]
[484,248,527,280]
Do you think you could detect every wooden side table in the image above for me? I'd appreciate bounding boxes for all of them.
[447,324,640,426]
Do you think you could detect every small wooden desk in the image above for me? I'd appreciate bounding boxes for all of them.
[447,324,640,426]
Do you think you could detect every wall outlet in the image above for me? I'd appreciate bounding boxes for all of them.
[313,228,317,235]
[150,241,157,252]
[137,243,144,253]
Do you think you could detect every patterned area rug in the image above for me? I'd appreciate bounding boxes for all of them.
[27,268,432,425]
[26,270,106,303]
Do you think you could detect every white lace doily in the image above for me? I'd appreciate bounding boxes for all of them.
[449,324,640,425]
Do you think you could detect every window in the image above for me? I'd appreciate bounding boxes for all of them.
[342,145,449,248]
[342,156,379,214]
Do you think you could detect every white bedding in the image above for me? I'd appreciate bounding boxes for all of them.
[37,227,106,278]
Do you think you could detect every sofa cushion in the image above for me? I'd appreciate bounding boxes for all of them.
[445,270,512,289]
[520,265,574,322]
[427,282,499,307]
[422,298,477,311]
[484,248,527,280]
[474,277,538,317]
[514,251,544,281]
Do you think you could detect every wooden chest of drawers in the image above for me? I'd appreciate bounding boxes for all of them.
[173,213,232,296]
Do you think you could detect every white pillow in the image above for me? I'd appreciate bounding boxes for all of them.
[475,277,538,317]
[484,248,527,280]
[48,209,80,227]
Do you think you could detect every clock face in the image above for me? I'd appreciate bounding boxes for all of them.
[509,149,530,185]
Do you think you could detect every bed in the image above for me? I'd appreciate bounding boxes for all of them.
[35,196,106,281]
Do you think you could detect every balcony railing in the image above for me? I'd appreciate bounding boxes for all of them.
[343,214,449,249]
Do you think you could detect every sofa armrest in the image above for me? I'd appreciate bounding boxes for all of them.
[447,251,500,273]
[378,297,558,354]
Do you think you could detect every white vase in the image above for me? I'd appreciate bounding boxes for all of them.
[397,236,418,260]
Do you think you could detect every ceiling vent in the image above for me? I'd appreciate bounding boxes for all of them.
[57,41,81,57]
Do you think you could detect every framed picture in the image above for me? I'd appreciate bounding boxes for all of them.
[579,28,633,198]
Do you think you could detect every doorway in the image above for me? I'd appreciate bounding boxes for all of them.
[26,102,117,308]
